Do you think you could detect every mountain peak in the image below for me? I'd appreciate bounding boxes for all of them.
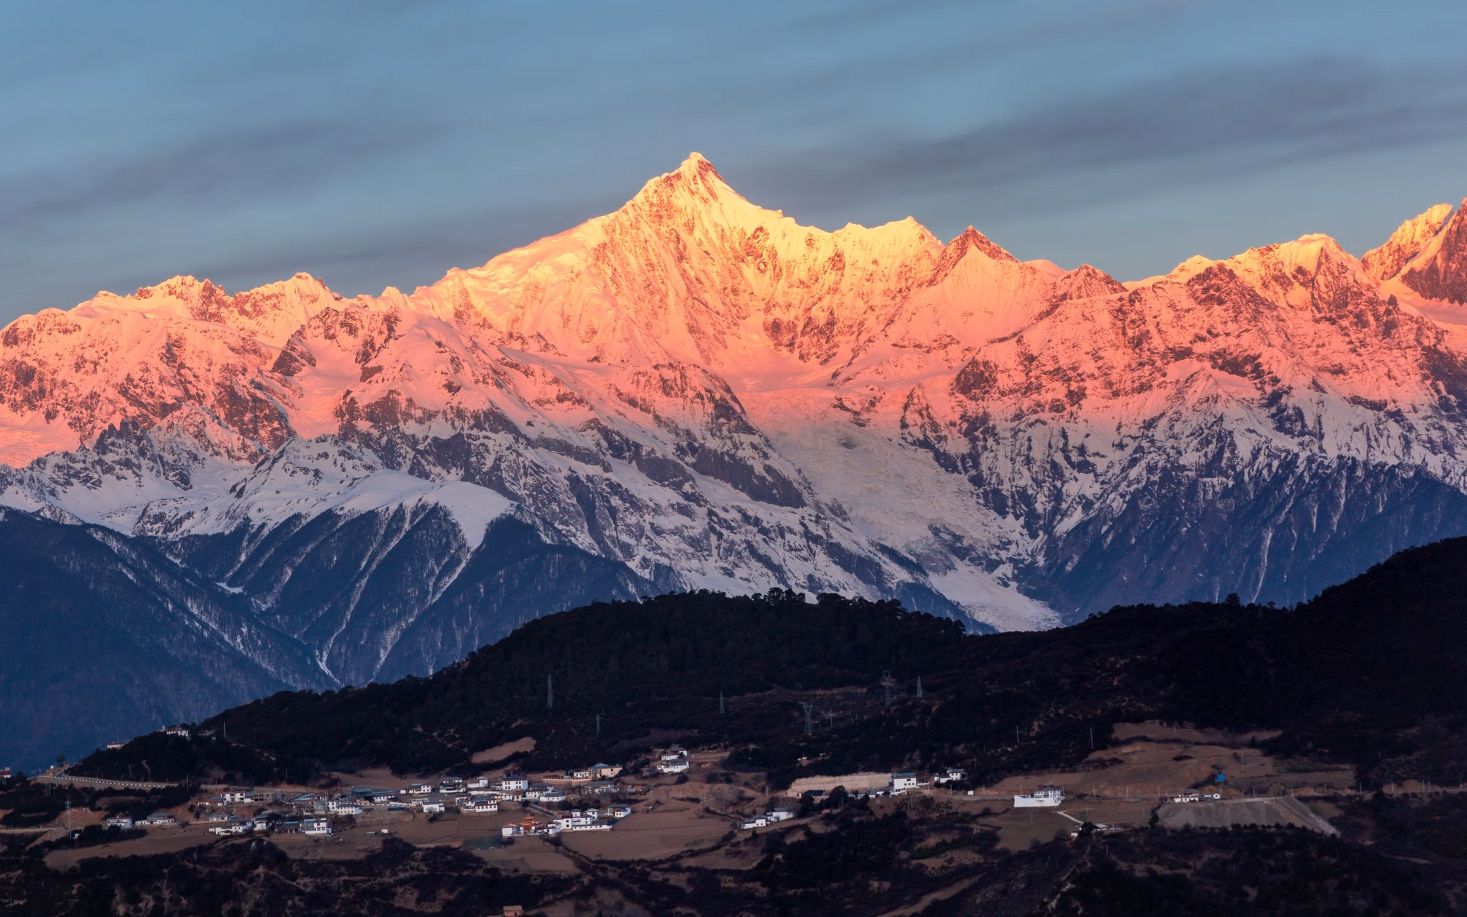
[626,152,738,210]
[1399,199,1467,302]
[677,151,717,177]
[1363,203,1455,281]
[950,225,1018,263]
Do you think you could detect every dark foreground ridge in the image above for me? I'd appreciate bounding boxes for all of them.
[78,535,1467,789]
[4,536,1467,914]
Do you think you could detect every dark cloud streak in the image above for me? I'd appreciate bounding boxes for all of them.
[750,57,1467,222]
[1,118,438,236]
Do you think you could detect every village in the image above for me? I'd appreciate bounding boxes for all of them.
[5,716,1380,899]
[92,753,652,843]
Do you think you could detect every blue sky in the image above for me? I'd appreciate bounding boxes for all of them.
[4,0,1467,321]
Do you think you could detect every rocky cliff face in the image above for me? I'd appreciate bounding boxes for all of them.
[1397,199,1467,304]
[5,156,1467,762]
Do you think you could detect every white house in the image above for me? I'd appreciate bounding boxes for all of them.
[221,788,257,805]
[302,818,332,836]
[657,758,690,775]
[463,799,499,813]
[741,817,768,830]
[421,801,446,815]
[590,763,621,779]
[540,786,568,803]
[103,816,134,830]
[1013,786,1064,808]
[553,814,597,830]
[934,767,967,785]
[326,800,363,816]
[499,775,530,792]
[767,809,794,823]
[891,772,919,792]
[467,777,490,790]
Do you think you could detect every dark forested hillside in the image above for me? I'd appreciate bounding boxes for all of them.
[77,536,1467,789]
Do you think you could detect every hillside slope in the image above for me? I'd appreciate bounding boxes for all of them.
[79,535,1467,790]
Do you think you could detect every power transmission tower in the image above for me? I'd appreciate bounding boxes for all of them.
[799,702,816,736]
[881,670,895,707]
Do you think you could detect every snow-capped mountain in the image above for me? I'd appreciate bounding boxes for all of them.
[6,155,1467,763]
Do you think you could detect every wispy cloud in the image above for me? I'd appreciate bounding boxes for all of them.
[752,57,1467,217]
[2,118,437,236]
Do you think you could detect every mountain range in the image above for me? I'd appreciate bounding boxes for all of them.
[6,154,1467,766]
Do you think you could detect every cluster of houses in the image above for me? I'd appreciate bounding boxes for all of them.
[499,806,633,839]
[654,749,690,775]
[846,767,969,801]
[99,762,634,839]
[739,808,795,830]
[737,766,970,830]
[104,811,179,830]
[893,766,968,794]
[106,804,337,837]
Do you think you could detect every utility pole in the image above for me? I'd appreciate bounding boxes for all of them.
[546,673,554,712]
[915,675,924,699]
[1089,726,1094,751]
[595,713,601,736]
[719,689,725,716]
